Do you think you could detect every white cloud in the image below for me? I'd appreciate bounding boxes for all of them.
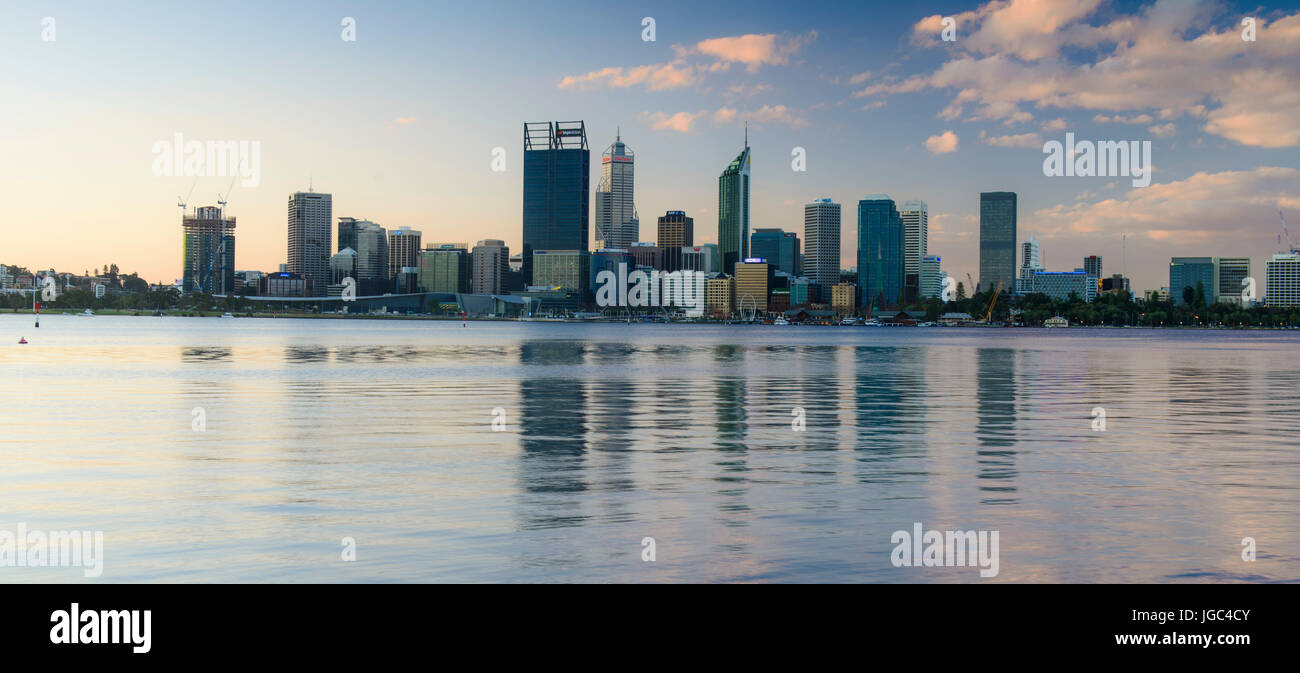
[924,130,959,154]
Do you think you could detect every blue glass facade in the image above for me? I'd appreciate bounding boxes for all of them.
[1169,257,1215,305]
[523,122,590,285]
[979,192,1017,294]
[857,197,904,309]
[750,229,800,277]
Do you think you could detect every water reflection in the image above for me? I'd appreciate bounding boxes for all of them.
[976,348,1018,505]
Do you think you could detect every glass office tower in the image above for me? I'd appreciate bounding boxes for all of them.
[857,196,904,309]
[718,141,751,275]
[979,192,1017,294]
[523,121,590,285]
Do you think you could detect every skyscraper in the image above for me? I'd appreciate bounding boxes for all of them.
[523,121,590,285]
[595,132,637,250]
[900,201,928,304]
[804,198,841,303]
[857,196,905,309]
[1266,254,1300,307]
[181,205,236,294]
[418,244,471,294]
[1018,236,1043,294]
[920,255,943,299]
[287,191,332,294]
[750,229,800,277]
[471,239,510,295]
[1083,255,1103,278]
[657,211,694,248]
[718,138,751,275]
[388,226,422,281]
[341,219,388,291]
[1216,257,1250,304]
[1170,257,1216,306]
[979,192,1017,293]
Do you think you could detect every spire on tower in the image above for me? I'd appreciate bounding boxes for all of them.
[744,121,749,148]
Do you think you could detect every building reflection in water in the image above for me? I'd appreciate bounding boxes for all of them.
[515,340,590,531]
[975,347,1018,505]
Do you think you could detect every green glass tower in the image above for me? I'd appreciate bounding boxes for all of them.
[717,138,751,275]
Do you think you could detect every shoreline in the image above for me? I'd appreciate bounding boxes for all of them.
[7,309,1296,330]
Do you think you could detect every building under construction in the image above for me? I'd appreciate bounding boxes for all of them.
[182,205,236,294]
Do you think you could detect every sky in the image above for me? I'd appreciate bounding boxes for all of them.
[2,0,1298,293]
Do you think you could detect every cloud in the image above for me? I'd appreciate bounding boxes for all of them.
[558,62,698,91]
[979,129,1043,148]
[924,130,959,154]
[559,32,815,91]
[1094,113,1155,125]
[640,110,705,133]
[884,2,1300,148]
[1147,122,1177,138]
[694,32,817,72]
[1041,117,1068,131]
[861,100,887,111]
[1031,166,1300,241]
[393,117,418,125]
[712,107,738,124]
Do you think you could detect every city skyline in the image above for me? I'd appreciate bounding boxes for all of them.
[2,0,1299,294]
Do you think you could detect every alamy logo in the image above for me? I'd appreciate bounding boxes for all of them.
[891,522,999,578]
[1043,132,1152,188]
[151,132,261,187]
[595,263,706,315]
[1,523,104,577]
[50,603,151,654]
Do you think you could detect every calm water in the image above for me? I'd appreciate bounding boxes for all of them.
[3,314,1298,583]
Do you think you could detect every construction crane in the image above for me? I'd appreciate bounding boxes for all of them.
[984,281,1004,323]
[1280,210,1297,254]
[177,178,196,220]
[965,272,976,295]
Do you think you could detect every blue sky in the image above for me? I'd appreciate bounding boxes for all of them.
[2,0,1298,292]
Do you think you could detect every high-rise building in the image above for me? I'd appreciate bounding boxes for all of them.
[338,217,359,255]
[920,255,943,299]
[1170,257,1216,306]
[330,248,357,285]
[979,192,1017,293]
[523,121,590,285]
[857,196,905,309]
[718,139,751,274]
[832,282,856,315]
[1216,257,1251,304]
[387,227,422,280]
[706,276,734,317]
[471,239,510,295]
[734,259,772,313]
[287,191,332,294]
[1018,236,1043,294]
[418,244,471,294]
[1265,254,1300,307]
[181,205,236,294]
[342,219,388,290]
[900,200,928,304]
[595,132,637,250]
[531,250,589,294]
[656,211,694,248]
[750,229,800,277]
[1083,255,1103,278]
[681,246,716,274]
[804,198,841,303]
[628,242,665,271]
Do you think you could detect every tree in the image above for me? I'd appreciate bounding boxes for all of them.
[1182,285,1196,306]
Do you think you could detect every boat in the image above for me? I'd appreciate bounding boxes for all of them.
[773,318,790,326]
[1044,316,1069,328]
[78,309,94,317]
[18,337,28,344]
[864,318,883,326]
[221,313,235,318]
